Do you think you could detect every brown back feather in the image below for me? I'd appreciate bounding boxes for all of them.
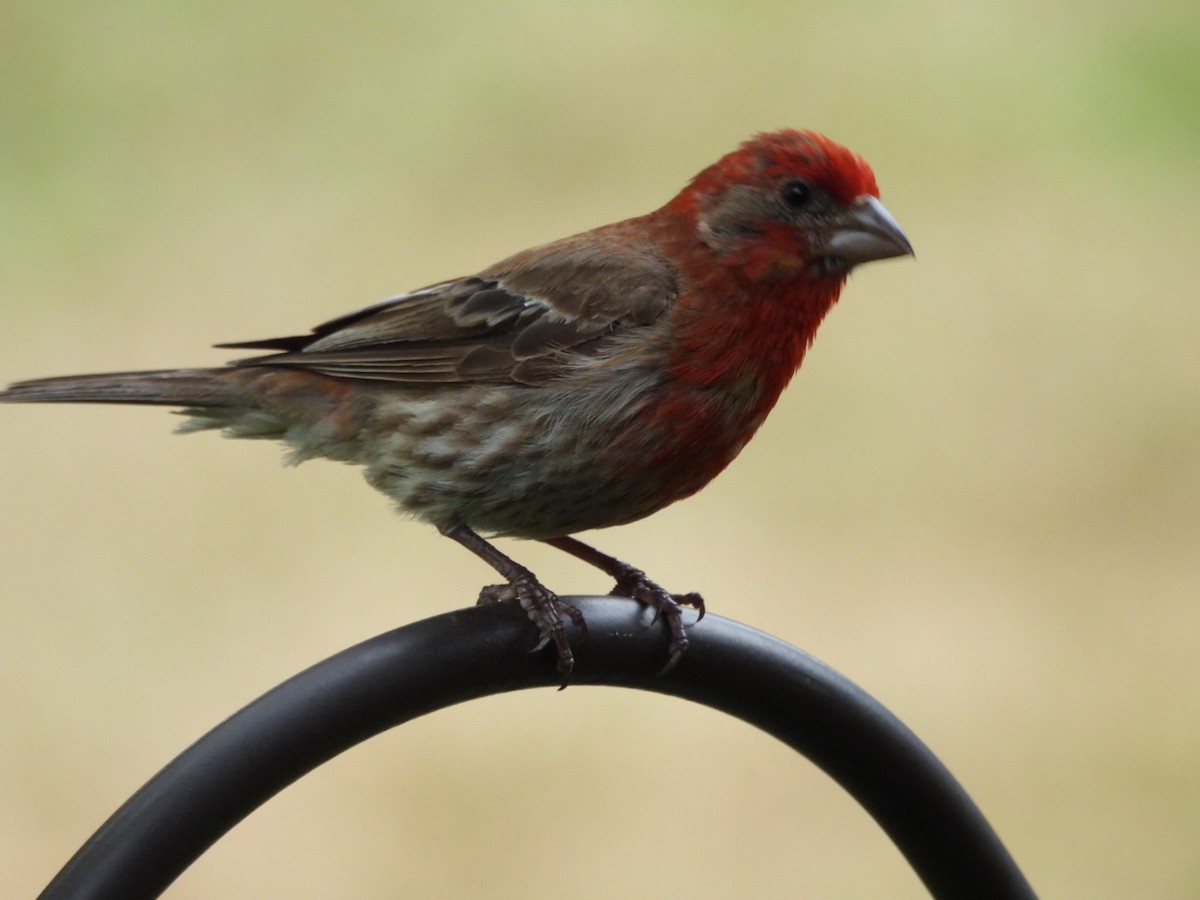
[220,224,679,387]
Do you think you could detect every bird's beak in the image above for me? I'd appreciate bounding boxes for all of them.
[824,195,914,266]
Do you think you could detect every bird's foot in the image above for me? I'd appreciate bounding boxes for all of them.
[609,568,705,675]
[478,574,587,686]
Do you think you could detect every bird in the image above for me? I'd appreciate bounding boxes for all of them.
[0,129,912,683]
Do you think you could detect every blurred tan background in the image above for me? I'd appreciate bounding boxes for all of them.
[1,2,1197,897]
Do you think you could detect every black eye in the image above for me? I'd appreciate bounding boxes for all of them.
[780,179,813,209]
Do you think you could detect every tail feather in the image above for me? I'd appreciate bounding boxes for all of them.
[0,368,241,407]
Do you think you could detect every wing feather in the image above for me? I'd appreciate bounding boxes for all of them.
[219,227,678,386]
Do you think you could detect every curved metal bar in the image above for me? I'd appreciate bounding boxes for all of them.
[39,598,1034,899]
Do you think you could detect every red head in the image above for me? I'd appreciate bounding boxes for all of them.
[669,129,909,283]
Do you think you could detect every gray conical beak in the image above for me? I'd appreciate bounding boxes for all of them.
[824,195,914,266]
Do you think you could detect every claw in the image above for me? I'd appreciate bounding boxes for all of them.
[677,591,706,622]
[481,574,583,687]
[441,524,587,686]
[476,583,515,605]
[538,536,704,675]
[610,569,702,676]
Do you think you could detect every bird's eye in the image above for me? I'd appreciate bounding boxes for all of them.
[780,179,813,209]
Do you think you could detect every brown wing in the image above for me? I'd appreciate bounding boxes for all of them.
[220,228,678,386]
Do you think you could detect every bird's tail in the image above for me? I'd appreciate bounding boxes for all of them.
[0,368,242,407]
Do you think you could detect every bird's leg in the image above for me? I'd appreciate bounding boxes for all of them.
[541,535,703,674]
[440,524,586,684]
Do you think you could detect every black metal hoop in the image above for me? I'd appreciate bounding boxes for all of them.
[39,598,1035,899]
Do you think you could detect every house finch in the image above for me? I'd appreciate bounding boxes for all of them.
[1,129,912,682]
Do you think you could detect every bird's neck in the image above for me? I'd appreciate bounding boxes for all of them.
[668,274,844,406]
[646,204,846,406]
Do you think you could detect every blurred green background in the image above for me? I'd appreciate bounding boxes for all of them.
[1,2,1197,897]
